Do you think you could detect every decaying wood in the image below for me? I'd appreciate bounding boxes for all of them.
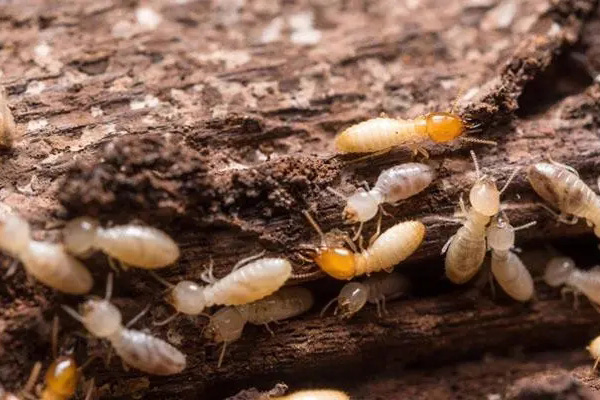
[2,0,600,399]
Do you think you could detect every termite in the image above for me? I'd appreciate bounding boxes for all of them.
[63,217,180,269]
[442,151,518,284]
[334,112,492,156]
[330,163,435,235]
[62,274,186,375]
[486,213,536,302]
[204,286,314,367]
[527,162,600,236]
[272,389,350,400]
[321,272,410,318]
[0,88,16,148]
[588,335,600,373]
[544,256,600,309]
[152,254,293,325]
[303,211,425,280]
[0,212,93,295]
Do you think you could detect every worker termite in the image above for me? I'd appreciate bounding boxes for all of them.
[63,217,180,269]
[442,151,518,284]
[204,286,314,367]
[152,255,293,325]
[330,163,435,235]
[544,256,600,309]
[62,274,186,375]
[271,389,350,400]
[0,87,17,148]
[334,111,493,156]
[527,162,600,237]
[587,335,600,373]
[486,213,536,302]
[0,212,93,295]
[321,272,410,318]
[303,211,425,280]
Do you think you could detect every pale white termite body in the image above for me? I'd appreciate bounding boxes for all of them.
[0,213,93,295]
[544,256,600,306]
[342,163,435,223]
[443,152,507,284]
[164,257,293,317]
[63,217,180,269]
[325,272,410,318]
[588,335,600,372]
[486,215,535,302]
[273,390,350,400]
[527,162,600,236]
[0,387,18,400]
[62,275,186,375]
[0,88,16,148]
[205,286,314,366]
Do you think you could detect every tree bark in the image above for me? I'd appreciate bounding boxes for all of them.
[2,0,600,399]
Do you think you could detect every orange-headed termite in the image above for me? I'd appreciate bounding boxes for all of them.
[442,151,519,284]
[321,272,410,318]
[527,162,600,237]
[303,211,425,280]
[63,217,180,269]
[62,274,186,375]
[0,212,93,295]
[205,286,314,367]
[486,213,536,302]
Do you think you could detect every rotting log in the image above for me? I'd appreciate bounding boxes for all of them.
[2,0,600,399]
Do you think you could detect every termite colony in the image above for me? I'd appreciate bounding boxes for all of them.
[3,81,600,400]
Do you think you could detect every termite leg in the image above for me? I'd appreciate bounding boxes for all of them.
[217,342,228,368]
[107,257,120,275]
[20,362,42,399]
[381,296,388,315]
[352,222,364,242]
[231,250,267,272]
[593,357,600,375]
[379,204,393,217]
[459,195,468,216]
[125,304,152,328]
[369,212,383,246]
[51,315,59,359]
[374,299,382,318]
[358,180,371,191]
[3,259,18,278]
[326,186,346,200]
[320,297,338,317]
[153,312,180,327]
[441,235,455,255]
[347,148,393,165]
[537,203,579,225]
[83,378,95,400]
[264,323,275,337]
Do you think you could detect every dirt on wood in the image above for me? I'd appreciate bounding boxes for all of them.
[2,0,600,399]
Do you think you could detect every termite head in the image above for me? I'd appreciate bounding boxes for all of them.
[469,176,500,216]
[421,112,465,143]
[45,356,78,397]
[486,214,514,251]
[169,281,206,315]
[63,217,100,256]
[544,257,575,287]
[343,189,379,223]
[587,336,600,359]
[337,282,368,319]
[314,247,356,280]
[80,299,122,338]
[0,213,30,257]
[204,307,245,344]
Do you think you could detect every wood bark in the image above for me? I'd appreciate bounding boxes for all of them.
[2,0,600,399]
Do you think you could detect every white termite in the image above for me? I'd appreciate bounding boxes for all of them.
[321,272,410,318]
[63,217,180,269]
[544,256,600,309]
[204,286,314,367]
[153,254,293,324]
[62,274,186,375]
[442,151,517,284]
[0,212,93,295]
[332,163,436,226]
[0,88,17,148]
[486,214,536,302]
[588,334,600,373]
[272,389,350,400]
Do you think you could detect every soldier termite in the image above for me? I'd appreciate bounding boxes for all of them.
[442,151,518,284]
[61,274,186,375]
[152,255,293,325]
[0,212,93,295]
[0,87,17,148]
[271,389,350,400]
[486,213,537,302]
[527,162,600,237]
[302,211,425,280]
[204,286,314,367]
[334,111,493,157]
[63,217,180,269]
[544,256,600,309]
[329,163,435,237]
[321,272,410,318]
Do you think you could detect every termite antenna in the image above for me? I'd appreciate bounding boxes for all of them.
[148,271,174,289]
[513,221,537,231]
[302,210,326,245]
[326,186,347,199]
[320,297,338,317]
[470,150,481,179]
[461,137,497,146]
[125,304,151,328]
[61,305,85,324]
[546,153,580,177]
[217,342,228,368]
[499,166,521,195]
[105,273,114,301]
[51,315,59,360]
[20,361,42,397]
[153,312,180,327]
